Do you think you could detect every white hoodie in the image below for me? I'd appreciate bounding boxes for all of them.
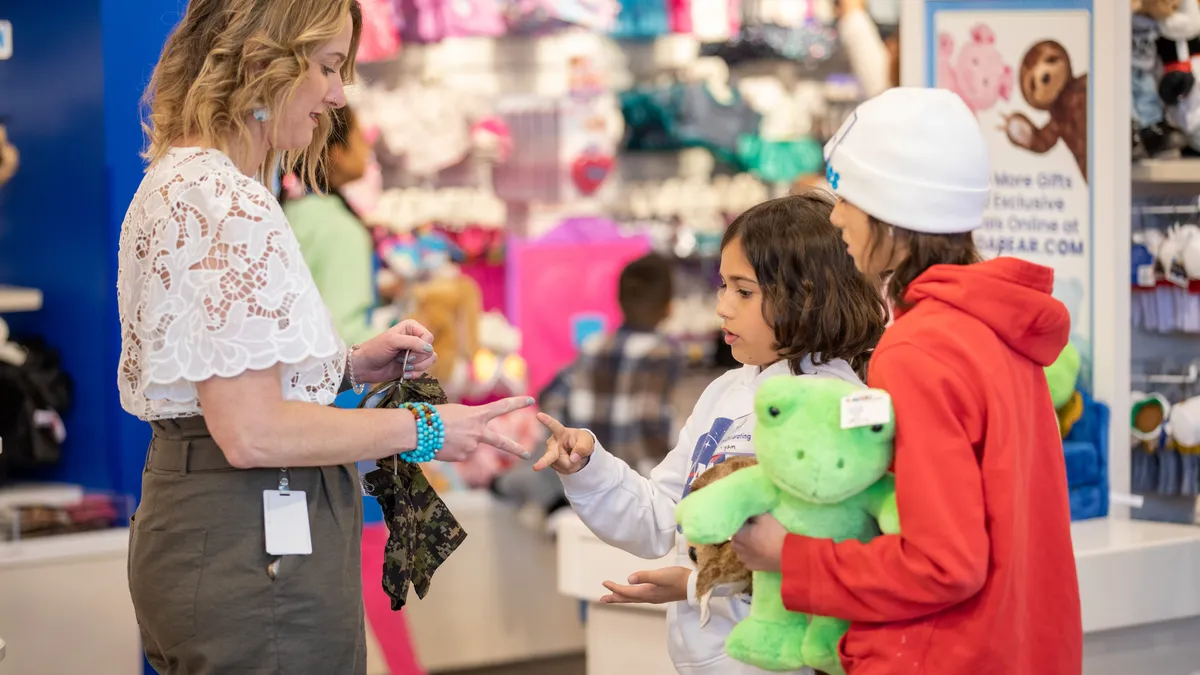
[561,357,864,675]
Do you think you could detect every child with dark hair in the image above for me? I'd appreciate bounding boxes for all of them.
[733,87,1081,675]
[533,192,887,675]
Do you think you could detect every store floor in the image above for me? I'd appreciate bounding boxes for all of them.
[442,654,585,675]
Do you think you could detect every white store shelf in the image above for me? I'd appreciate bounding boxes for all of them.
[1131,159,1200,184]
[0,286,42,313]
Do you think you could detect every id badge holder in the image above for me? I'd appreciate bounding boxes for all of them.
[264,468,313,556]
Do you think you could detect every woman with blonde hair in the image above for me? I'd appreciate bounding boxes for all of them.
[117,1,533,672]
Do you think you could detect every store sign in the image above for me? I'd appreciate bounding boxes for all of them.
[0,21,11,61]
[924,0,1094,389]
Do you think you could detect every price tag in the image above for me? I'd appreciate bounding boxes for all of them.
[841,390,891,430]
[1137,264,1157,288]
[263,490,313,556]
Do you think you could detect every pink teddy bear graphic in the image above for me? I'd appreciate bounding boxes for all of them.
[938,24,1013,115]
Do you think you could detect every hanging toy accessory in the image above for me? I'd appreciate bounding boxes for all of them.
[571,144,615,196]
[357,361,466,611]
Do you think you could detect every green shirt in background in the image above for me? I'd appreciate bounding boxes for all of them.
[284,193,377,346]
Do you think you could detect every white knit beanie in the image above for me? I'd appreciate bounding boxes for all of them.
[823,87,991,234]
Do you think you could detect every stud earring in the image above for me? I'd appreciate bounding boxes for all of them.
[253,108,270,123]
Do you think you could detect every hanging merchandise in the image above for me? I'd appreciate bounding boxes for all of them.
[0,121,18,188]
[361,80,479,178]
[493,95,621,204]
[704,0,836,66]
[0,328,74,486]
[396,0,507,42]
[504,0,621,34]
[736,78,825,184]
[357,0,403,62]
[619,58,763,170]
[674,58,763,169]
[611,0,671,39]
[675,0,741,43]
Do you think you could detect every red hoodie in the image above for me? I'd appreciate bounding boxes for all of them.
[780,258,1082,675]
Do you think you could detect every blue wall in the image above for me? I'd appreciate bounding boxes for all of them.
[0,0,179,497]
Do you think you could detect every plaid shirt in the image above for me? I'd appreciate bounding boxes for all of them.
[539,327,684,474]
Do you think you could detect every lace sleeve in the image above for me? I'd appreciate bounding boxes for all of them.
[127,167,343,401]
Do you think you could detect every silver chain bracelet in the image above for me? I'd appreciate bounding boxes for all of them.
[347,344,365,395]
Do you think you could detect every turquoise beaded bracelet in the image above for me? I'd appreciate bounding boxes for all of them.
[399,402,445,463]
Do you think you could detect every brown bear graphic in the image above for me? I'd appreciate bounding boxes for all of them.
[1002,40,1088,182]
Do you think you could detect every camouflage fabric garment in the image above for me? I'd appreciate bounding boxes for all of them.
[360,376,466,610]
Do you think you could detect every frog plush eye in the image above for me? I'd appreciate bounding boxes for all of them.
[871,424,884,433]
[768,406,781,418]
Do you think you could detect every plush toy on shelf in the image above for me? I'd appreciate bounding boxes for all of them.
[684,455,757,628]
[676,376,898,675]
[1133,0,1187,158]
[1132,386,1171,492]
[1045,341,1083,438]
[1167,394,1200,495]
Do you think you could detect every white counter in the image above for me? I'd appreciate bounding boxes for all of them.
[0,529,142,675]
[557,515,1200,675]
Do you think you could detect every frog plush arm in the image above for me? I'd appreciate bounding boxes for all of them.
[860,473,899,535]
[676,464,781,545]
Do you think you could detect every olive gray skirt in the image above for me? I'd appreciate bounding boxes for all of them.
[128,417,366,675]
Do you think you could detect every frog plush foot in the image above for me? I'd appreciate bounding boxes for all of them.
[726,615,809,672]
[800,615,850,675]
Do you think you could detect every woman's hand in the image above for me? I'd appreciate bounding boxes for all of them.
[600,566,691,605]
[436,396,537,462]
[731,514,788,572]
[533,413,596,474]
[354,320,437,384]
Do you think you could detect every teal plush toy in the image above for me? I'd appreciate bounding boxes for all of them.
[675,376,899,674]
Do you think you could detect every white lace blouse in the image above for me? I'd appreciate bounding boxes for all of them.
[117,147,346,421]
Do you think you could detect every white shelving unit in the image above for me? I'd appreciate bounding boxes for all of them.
[0,528,141,675]
[0,286,41,313]
[1132,158,1200,185]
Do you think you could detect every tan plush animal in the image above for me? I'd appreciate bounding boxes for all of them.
[409,272,482,389]
[686,455,758,627]
[0,123,19,188]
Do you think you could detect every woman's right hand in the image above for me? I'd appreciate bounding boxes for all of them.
[533,413,596,475]
[435,397,536,462]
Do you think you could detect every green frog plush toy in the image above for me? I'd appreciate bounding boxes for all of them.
[675,376,899,674]
[1044,342,1083,438]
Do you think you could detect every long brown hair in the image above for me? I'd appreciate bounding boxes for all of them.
[721,191,888,379]
[141,0,363,183]
[866,217,982,311]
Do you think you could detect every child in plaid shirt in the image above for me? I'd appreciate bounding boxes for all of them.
[491,254,683,512]
[552,253,685,476]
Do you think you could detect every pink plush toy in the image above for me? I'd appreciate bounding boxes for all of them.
[937,24,1013,114]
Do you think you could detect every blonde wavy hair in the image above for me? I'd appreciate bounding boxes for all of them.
[141,0,363,183]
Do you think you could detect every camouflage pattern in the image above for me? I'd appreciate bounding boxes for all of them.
[360,376,466,610]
